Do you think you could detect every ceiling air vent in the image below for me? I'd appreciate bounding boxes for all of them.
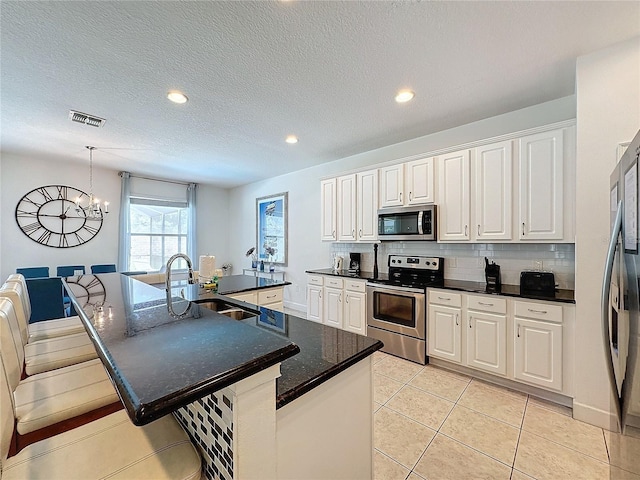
[68,110,106,128]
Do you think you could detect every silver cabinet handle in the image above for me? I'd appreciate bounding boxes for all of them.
[517,324,521,337]
[266,294,277,299]
[478,301,493,306]
[527,308,548,315]
[469,317,472,328]
[409,191,412,201]
[455,313,459,326]
[352,229,355,237]
[359,229,362,237]
[437,296,450,301]
[346,296,349,304]
[339,293,342,302]
[400,192,403,203]
[477,224,481,236]
[319,291,322,298]
[332,229,336,238]
[465,225,468,236]
[522,223,525,236]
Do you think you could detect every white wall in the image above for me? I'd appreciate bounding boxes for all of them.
[574,36,640,429]
[0,153,230,280]
[228,96,577,311]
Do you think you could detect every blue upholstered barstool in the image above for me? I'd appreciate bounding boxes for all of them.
[16,267,49,279]
[91,264,117,274]
[56,265,86,277]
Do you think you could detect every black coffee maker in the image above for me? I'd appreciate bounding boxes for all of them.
[485,257,501,290]
[348,253,361,274]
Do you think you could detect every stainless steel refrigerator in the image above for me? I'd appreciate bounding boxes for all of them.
[604,128,640,478]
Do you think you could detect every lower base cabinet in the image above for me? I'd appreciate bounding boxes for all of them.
[427,288,570,395]
[307,274,366,335]
[228,287,284,312]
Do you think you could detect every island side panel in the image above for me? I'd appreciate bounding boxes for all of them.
[275,356,374,480]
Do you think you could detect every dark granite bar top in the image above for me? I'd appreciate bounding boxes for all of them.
[167,273,290,296]
[63,273,299,426]
[237,309,382,408]
[306,269,575,304]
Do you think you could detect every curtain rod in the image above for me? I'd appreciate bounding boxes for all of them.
[119,171,195,187]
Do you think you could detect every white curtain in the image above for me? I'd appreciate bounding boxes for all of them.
[118,172,131,271]
[187,183,197,262]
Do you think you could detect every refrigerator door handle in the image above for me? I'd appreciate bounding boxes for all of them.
[602,200,623,429]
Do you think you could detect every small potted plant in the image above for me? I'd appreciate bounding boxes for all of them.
[245,247,258,269]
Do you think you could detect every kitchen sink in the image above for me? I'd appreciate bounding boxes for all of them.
[196,298,259,320]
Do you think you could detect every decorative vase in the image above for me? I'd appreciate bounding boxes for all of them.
[269,262,275,272]
[251,260,258,269]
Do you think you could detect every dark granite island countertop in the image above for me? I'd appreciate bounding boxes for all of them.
[63,273,300,426]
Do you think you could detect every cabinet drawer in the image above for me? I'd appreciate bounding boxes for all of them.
[428,290,462,308]
[325,277,344,289]
[514,300,562,323]
[345,280,366,293]
[258,288,283,305]
[229,291,258,305]
[467,295,506,314]
[307,274,324,286]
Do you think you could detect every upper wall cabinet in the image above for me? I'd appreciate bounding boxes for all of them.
[321,169,378,242]
[320,178,337,241]
[379,157,435,208]
[337,174,357,242]
[474,141,513,241]
[438,149,471,241]
[518,129,564,241]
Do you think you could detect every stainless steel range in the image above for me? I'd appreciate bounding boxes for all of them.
[366,255,444,364]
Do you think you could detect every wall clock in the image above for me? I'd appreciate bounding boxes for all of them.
[64,274,106,309]
[15,185,103,248]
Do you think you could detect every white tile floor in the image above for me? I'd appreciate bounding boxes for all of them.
[372,351,614,480]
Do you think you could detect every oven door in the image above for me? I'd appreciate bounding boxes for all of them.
[366,283,425,339]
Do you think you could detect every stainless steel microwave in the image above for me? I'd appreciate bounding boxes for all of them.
[377,205,437,241]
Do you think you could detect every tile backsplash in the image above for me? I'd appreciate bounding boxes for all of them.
[330,242,575,290]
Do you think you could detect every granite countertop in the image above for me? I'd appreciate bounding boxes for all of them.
[64,272,381,422]
[63,273,299,426]
[306,269,575,304]
[236,309,382,408]
[167,274,291,296]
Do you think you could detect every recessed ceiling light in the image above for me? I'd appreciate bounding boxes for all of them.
[167,91,188,104]
[285,135,298,144]
[395,89,415,103]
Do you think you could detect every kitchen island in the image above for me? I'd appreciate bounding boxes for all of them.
[64,273,381,480]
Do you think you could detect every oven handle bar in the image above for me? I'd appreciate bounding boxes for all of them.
[366,282,425,294]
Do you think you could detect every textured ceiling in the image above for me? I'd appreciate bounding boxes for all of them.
[1,1,639,188]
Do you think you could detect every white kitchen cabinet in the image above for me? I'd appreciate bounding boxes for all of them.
[438,149,470,241]
[428,304,462,363]
[323,287,343,329]
[337,174,357,242]
[513,299,563,391]
[307,285,323,323]
[466,310,507,376]
[344,291,366,335]
[406,157,435,205]
[474,141,513,241]
[320,178,337,241]
[518,129,564,240]
[379,164,404,208]
[356,169,378,242]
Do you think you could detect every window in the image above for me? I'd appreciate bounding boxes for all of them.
[129,198,189,272]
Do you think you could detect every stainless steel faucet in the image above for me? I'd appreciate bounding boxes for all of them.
[165,253,195,319]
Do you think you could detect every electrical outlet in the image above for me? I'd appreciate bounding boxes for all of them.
[533,260,543,270]
[449,257,457,268]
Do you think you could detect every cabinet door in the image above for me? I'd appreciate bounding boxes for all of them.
[357,169,378,242]
[474,141,512,240]
[466,311,507,376]
[438,150,470,241]
[337,174,357,242]
[518,129,564,240]
[320,178,337,241]
[344,291,366,335]
[306,285,323,323]
[514,317,563,391]
[427,305,462,363]
[323,287,343,329]
[406,157,435,205]
[379,165,404,208]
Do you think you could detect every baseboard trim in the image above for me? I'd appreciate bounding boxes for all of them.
[573,401,619,431]
[283,301,306,314]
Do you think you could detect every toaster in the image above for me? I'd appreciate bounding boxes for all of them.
[520,271,556,297]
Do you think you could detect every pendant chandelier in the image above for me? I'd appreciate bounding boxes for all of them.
[75,146,109,219]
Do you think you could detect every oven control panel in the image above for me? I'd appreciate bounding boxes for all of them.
[388,255,443,271]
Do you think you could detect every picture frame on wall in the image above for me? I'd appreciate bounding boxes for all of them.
[256,192,288,266]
